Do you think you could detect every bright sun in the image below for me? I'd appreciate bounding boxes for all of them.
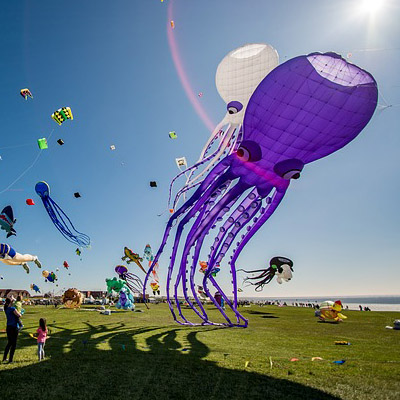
[361,0,385,13]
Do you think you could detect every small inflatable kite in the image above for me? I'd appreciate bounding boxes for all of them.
[150,282,160,295]
[317,300,347,323]
[51,107,73,125]
[20,88,33,100]
[114,265,144,294]
[0,206,16,238]
[35,181,90,248]
[143,244,159,281]
[106,277,135,310]
[121,247,146,274]
[26,199,35,206]
[239,257,294,291]
[199,261,219,277]
[30,284,40,293]
[0,243,42,273]
[42,270,57,283]
[143,244,153,263]
[117,287,135,310]
[63,261,69,269]
[62,288,83,308]
[197,285,207,298]
[175,157,187,170]
[106,277,125,294]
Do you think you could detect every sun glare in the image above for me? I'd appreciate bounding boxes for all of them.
[361,0,385,13]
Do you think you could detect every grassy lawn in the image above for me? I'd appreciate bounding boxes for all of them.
[0,304,399,399]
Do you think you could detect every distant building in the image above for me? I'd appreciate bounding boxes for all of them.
[81,290,107,298]
[0,289,30,299]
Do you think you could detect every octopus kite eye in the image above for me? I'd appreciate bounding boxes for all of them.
[274,159,304,180]
[236,140,262,162]
[237,147,250,161]
[227,101,243,114]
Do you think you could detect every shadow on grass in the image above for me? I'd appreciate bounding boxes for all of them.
[0,322,339,400]
[246,310,279,319]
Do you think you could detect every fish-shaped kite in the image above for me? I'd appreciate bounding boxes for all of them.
[121,247,147,274]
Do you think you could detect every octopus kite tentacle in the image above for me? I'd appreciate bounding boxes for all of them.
[167,170,238,324]
[188,188,261,325]
[176,179,246,325]
[204,193,264,322]
[187,126,237,188]
[202,195,268,325]
[124,272,145,294]
[180,181,233,324]
[35,181,90,248]
[167,137,221,208]
[168,127,234,210]
[227,189,288,303]
[43,194,90,247]
[143,158,233,306]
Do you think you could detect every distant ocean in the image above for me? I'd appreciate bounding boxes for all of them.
[239,295,400,312]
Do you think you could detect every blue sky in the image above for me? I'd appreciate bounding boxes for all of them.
[0,0,399,297]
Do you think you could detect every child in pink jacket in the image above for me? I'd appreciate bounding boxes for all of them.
[36,318,48,361]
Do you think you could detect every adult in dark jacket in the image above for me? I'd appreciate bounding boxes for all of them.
[3,297,21,363]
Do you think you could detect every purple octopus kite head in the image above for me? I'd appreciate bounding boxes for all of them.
[144,52,378,328]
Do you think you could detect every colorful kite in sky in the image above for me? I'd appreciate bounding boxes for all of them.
[42,270,57,283]
[51,107,73,125]
[0,206,16,238]
[239,257,294,291]
[30,284,40,293]
[115,265,145,295]
[20,88,33,100]
[121,247,146,274]
[35,181,90,248]
[0,243,41,274]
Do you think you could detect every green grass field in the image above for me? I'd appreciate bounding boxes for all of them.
[0,304,399,399]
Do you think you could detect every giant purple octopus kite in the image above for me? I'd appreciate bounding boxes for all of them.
[144,52,378,327]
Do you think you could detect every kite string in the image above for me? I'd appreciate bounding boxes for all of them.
[0,143,34,150]
[0,129,55,195]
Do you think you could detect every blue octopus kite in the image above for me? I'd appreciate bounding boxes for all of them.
[35,181,90,248]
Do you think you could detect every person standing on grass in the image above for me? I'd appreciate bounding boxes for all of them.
[35,318,48,361]
[2,296,21,363]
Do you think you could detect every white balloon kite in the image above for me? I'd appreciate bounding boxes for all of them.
[169,43,279,209]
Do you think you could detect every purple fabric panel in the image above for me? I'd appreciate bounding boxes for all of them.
[244,52,378,168]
